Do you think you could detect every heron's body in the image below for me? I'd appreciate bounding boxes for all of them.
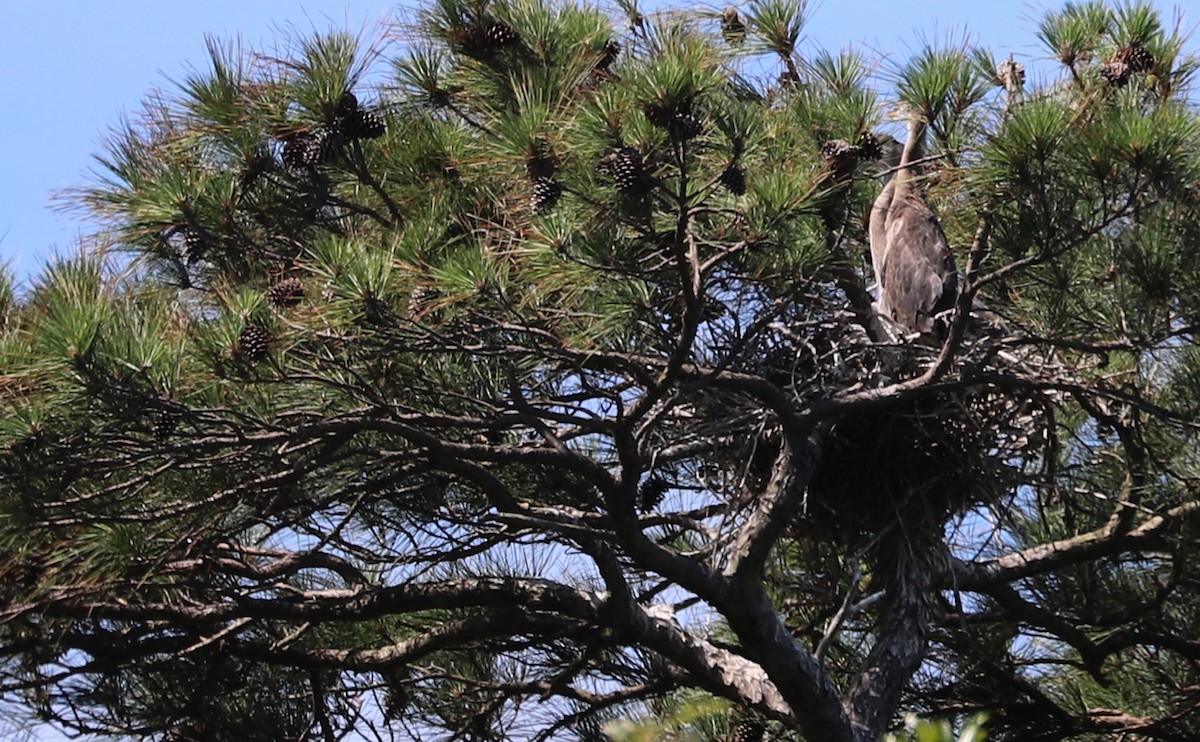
[881,192,957,333]
[868,113,958,335]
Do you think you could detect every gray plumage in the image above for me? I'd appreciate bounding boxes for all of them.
[882,194,958,333]
[868,112,958,335]
[869,177,896,316]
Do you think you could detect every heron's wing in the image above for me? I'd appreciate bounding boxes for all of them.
[882,195,958,333]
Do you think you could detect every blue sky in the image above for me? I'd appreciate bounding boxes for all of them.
[0,0,1195,281]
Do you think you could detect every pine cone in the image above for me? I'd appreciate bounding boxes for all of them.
[646,99,702,141]
[598,147,647,192]
[238,321,270,362]
[820,139,858,177]
[266,278,305,308]
[312,126,343,163]
[336,91,360,119]
[483,22,521,49]
[1101,60,1131,87]
[668,112,703,141]
[281,133,310,169]
[530,177,564,213]
[1116,43,1155,73]
[344,109,386,140]
[721,7,747,47]
[997,56,1025,94]
[719,164,746,195]
[855,131,882,161]
[596,40,621,71]
[639,476,670,513]
[729,719,767,742]
[182,228,209,261]
[151,409,180,440]
[281,127,341,168]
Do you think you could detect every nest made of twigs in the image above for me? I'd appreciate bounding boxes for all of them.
[697,315,1049,544]
[801,386,1040,542]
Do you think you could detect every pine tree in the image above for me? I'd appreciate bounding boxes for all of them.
[3,2,1200,741]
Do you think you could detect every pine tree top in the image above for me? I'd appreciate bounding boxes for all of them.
[5,1,1200,740]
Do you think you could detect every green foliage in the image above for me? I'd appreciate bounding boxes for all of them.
[1039,2,1112,66]
[744,0,807,60]
[603,693,732,741]
[3,1,1200,741]
[884,713,989,742]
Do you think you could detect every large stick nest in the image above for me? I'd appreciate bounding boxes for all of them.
[695,302,1050,543]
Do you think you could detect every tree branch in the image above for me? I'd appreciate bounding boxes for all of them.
[949,499,1200,590]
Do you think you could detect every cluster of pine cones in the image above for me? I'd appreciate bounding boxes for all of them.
[644,96,704,142]
[452,20,521,57]
[820,131,883,179]
[1101,43,1156,87]
[598,146,650,193]
[281,91,387,169]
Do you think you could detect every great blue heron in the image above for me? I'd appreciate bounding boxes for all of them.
[868,109,958,336]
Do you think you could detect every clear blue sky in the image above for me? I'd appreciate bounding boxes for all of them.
[0,1,1194,281]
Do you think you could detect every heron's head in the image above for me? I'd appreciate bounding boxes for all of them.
[885,101,922,123]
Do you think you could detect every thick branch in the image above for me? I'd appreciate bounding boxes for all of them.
[726,426,824,580]
[846,529,945,740]
[7,576,603,626]
[721,581,857,742]
[949,499,1200,590]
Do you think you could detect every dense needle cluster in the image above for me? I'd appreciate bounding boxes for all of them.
[409,285,442,320]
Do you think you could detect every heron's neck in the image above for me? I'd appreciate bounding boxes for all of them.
[893,118,925,200]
